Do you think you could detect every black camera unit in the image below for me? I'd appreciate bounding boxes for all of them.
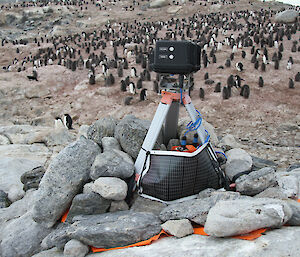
[150,40,201,74]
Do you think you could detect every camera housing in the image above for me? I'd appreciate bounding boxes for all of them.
[150,40,201,74]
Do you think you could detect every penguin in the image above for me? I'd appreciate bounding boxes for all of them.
[124,96,133,105]
[199,88,205,100]
[225,59,231,68]
[145,70,151,81]
[254,60,259,70]
[54,117,64,129]
[117,65,123,77]
[137,78,143,89]
[27,67,38,81]
[289,78,294,89]
[261,62,266,72]
[258,76,264,87]
[140,88,147,101]
[120,80,127,92]
[235,75,244,88]
[279,43,283,52]
[227,75,235,88]
[240,84,250,99]
[204,72,209,80]
[230,53,234,61]
[288,57,294,65]
[130,67,137,78]
[63,114,73,129]
[241,50,246,59]
[236,62,243,72]
[274,60,279,70]
[286,60,292,70]
[153,80,159,93]
[295,72,300,82]
[222,86,229,99]
[214,82,221,93]
[129,82,136,94]
[88,72,95,85]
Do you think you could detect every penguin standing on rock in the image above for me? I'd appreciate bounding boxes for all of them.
[63,114,73,129]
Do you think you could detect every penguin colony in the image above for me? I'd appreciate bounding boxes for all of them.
[0,0,299,110]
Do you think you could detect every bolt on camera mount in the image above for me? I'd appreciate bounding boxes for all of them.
[134,40,227,203]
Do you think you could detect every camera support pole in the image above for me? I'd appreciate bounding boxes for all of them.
[134,88,209,179]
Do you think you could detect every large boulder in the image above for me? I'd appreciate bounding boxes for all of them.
[149,0,169,8]
[251,155,277,171]
[101,137,121,152]
[65,193,111,223]
[114,115,162,159]
[225,148,253,180]
[42,211,162,249]
[160,191,242,225]
[276,173,299,199]
[0,157,43,202]
[87,116,118,146]
[0,212,52,257]
[204,198,292,237]
[275,10,298,24]
[235,167,277,196]
[32,136,101,228]
[90,149,134,180]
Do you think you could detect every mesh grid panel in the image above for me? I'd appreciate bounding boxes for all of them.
[141,146,221,201]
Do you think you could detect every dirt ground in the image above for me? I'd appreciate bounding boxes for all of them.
[0,0,299,168]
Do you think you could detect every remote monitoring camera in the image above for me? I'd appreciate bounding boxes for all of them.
[150,40,201,74]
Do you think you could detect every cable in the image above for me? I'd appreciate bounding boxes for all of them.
[215,151,227,160]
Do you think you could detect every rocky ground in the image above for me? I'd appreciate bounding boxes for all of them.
[0,0,299,168]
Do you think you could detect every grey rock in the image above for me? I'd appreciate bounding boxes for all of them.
[287,163,300,172]
[161,219,193,238]
[92,177,128,201]
[149,0,169,8]
[102,137,121,152]
[0,157,42,202]
[131,195,167,216]
[204,198,292,237]
[218,134,243,151]
[251,155,277,171]
[167,138,180,151]
[32,137,101,228]
[0,144,51,163]
[224,148,253,180]
[235,167,277,196]
[197,188,217,199]
[90,149,134,180]
[64,239,89,257]
[82,182,94,194]
[0,134,10,145]
[0,190,10,208]
[84,226,300,257]
[255,187,289,200]
[20,166,46,191]
[166,6,182,14]
[114,115,162,159]
[286,200,300,226]
[160,191,242,225]
[275,10,299,24]
[42,211,162,249]
[0,189,36,228]
[87,116,118,146]
[109,200,129,212]
[0,212,52,257]
[276,174,299,199]
[66,193,111,223]
[78,125,89,139]
[32,247,63,257]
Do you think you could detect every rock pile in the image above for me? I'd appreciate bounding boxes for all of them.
[0,115,299,257]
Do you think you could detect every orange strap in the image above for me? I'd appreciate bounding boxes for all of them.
[171,145,197,153]
[91,230,170,253]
